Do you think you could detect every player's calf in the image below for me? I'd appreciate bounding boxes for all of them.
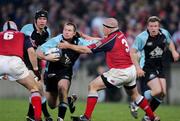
[68,94,77,113]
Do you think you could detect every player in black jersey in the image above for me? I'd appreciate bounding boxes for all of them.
[37,22,97,121]
[21,9,52,121]
[130,16,179,121]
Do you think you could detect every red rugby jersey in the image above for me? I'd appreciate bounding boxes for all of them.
[0,30,24,59]
[88,30,133,69]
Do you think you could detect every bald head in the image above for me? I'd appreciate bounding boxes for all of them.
[3,21,18,31]
[103,18,119,28]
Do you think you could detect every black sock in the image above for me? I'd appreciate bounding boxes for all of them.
[42,101,50,117]
[150,97,161,111]
[27,103,34,118]
[58,102,68,119]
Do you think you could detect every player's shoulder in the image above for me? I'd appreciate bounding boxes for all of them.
[50,34,63,41]
[160,28,170,35]
[136,30,149,41]
[21,24,33,30]
[21,24,34,34]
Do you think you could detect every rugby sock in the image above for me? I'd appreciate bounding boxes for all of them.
[31,92,42,120]
[144,90,153,101]
[58,102,68,119]
[27,103,34,118]
[150,97,162,111]
[84,92,98,119]
[135,96,155,120]
[28,96,50,118]
[42,96,50,117]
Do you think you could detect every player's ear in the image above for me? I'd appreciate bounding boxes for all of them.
[73,31,76,36]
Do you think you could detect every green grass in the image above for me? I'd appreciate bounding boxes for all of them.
[0,99,180,121]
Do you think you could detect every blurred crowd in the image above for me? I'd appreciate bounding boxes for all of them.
[0,0,179,102]
[0,0,180,72]
[0,0,179,40]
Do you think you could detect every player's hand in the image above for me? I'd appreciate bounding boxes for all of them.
[172,50,179,61]
[44,53,60,62]
[136,66,145,78]
[58,40,70,49]
[33,69,41,81]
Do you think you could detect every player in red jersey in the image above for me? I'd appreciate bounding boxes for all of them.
[0,21,42,121]
[59,18,160,121]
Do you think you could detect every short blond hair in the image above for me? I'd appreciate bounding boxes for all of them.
[147,16,161,23]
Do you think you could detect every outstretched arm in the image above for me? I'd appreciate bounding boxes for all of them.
[168,41,179,61]
[59,41,92,54]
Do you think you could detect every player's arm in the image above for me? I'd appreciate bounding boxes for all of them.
[36,35,61,61]
[36,48,59,62]
[162,28,179,61]
[130,48,140,68]
[27,47,38,70]
[24,36,38,70]
[59,41,92,54]
[168,41,179,61]
[130,36,145,77]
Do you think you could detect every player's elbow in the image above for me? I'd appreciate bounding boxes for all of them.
[79,47,92,54]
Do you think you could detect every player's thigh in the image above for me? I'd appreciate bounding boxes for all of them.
[147,78,162,93]
[89,76,106,90]
[0,56,8,74]
[58,79,71,91]
[9,57,29,80]
[17,74,38,92]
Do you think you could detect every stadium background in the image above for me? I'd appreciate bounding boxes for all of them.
[0,0,180,104]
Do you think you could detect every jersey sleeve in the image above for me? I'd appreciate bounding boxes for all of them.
[78,38,98,46]
[40,34,62,53]
[20,24,33,36]
[161,28,172,43]
[88,34,117,53]
[132,31,148,51]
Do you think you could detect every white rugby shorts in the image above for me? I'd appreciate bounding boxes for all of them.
[0,55,29,81]
[103,65,137,88]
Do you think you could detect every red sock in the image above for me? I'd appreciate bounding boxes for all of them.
[84,96,98,119]
[138,98,154,120]
[31,92,42,121]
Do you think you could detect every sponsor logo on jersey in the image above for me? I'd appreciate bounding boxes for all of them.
[149,46,163,58]
[147,42,153,46]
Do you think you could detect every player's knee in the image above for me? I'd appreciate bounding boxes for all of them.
[152,88,162,96]
[58,84,68,92]
[88,83,99,92]
[29,83,39,92]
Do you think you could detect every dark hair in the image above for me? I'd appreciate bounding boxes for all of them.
[64,22,77,32]
[35,9,48,20]
[147,16,161,23]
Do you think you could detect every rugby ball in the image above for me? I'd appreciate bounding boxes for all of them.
[44,47,62,58]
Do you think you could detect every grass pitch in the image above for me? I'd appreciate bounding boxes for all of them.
[0,99,179,121]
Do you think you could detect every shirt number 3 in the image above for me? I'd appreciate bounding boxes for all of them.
[122,38,129,52]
